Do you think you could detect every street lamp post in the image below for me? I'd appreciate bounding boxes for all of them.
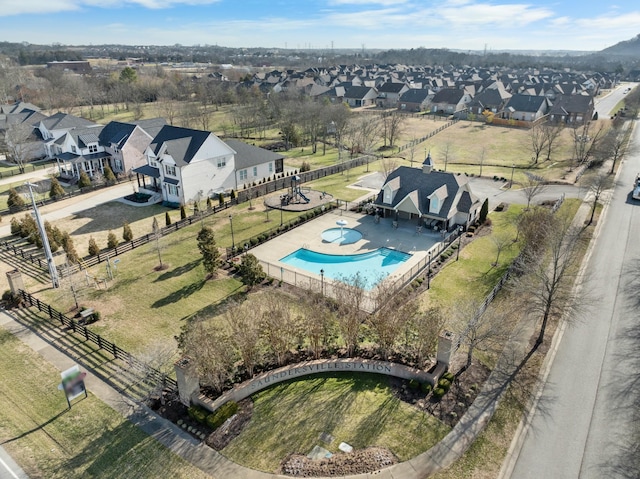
[510,163,515,188]
[320,269,324,296]
[26,182,59,288]
[456,226,463,261]
[229,214,235,250]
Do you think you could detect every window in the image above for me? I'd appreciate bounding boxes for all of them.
[239,169,247,180]
[268,162,273,173]
[71,145,77,153]
[165,164,176,176]
[88,144,98,153]
[253,166,258,177]
[114,159,123,171]
[149,160,158,168]
[167,184,179,196]
[217,157,226,168]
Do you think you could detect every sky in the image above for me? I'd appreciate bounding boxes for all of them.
[0,0,638,52]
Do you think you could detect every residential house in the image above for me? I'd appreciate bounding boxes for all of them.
[398,89,432,112]
[467,87,511,115]
[54,125,109,179]
[342,86,378,108]
[36,112,99,159]
[374,153,481,231]
[502,94,550,122]
[548,94,594,124]
[429,88,472,114]
[376,82,409,108]
[225,139,285,190]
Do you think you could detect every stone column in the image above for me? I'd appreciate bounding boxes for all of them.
[6,270,25,295]
[436,330,455,367]
[174,356,200,406]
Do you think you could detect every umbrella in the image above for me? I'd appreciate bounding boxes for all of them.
[336,219,348,238]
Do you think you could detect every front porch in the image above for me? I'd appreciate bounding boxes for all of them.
[56,152,111,180]
[132,164,162,194]
[374,205,450,232]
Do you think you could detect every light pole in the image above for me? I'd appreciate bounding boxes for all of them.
[229,214,235,250]
[26,182,59,288]
[427,251,432,289]
[320,269,324,296]
[280,207,283,226]
[456,226,463,261]
[510,163,515,188]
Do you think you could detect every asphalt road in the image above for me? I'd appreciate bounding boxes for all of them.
[0,444,29,479]
[594,83,637,119]
[507,122,640,477]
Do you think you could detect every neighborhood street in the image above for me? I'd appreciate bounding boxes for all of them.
[504,120,640,478]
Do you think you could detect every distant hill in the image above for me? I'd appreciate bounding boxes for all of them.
[600,34,640,58]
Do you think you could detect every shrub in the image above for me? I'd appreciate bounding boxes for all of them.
[180,205,187,220]
[433,387,446,399]
[7,188,26,213]
[49,178,66,199]
[78,170,91,188]
[165,211,172,226]
[104,165,117,184]
[438,378,451,391]
[421,382,433,394]
[187,406,209,424]
[409,379,420,390]
[122,222,133,242]
[300,161,311,172]
[230,190,236,201]
[92,311,101,322]
[442,371,455,382]
[2,290,20,308]
[10,217,20,236]
[88,236,100,256]
[107,231,118,249]
[249,237,259,246]
[205,401,239,430]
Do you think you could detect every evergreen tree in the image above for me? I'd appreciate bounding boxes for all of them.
[479,198,489,224]
[230,189,236,201]
[104,165,117,184]
[88,236,100,256]
[122,222,133,242]
[7,188,26,212]
[238,254,265,288]
[49,177,65,199]
[61,232,79,264]
[180,205,187,220]
[196,226,220,277]
[206,196,212,210]
[10,217,20,236]
[218,192,224,206]
[165,211,172,226]
[107,231,118,249]
[78,170,91,188]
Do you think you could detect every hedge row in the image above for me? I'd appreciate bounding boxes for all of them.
[187,401,239,431]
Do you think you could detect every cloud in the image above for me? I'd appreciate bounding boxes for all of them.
[328,0,408,5]
[434,1,554,28]
[0,0,221,16]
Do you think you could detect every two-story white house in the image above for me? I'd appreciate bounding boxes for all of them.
[54,125,110,179]
[36,112,100,159]
[133,125,237,206]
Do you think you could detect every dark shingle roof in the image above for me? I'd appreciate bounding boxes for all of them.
[504,94,547,113]
[133,118,167,138]
[548,94,594,116]
[99,121,137,148]
[224,139,284,170]
[149,125,212,167]
[431,88,465,104]
[41,112,97,131]
[374,166,472,219]
[399,89,430,103]
[377,82,406,93]
[343,86,376,100]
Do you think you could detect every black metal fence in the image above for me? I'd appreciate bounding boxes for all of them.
[18,289,176,390]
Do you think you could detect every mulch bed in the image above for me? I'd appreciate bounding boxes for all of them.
[280,447,397,477]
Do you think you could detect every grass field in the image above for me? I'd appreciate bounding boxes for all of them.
[223,372,450,472]
[0,326,212,479]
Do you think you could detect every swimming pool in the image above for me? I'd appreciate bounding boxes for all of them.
[280,247,412,289]
[321,227,363,245]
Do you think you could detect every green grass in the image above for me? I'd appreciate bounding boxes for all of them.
[0,326,212,479]
[222,372,450,472]
[306,162,383,201]
[422,205,524,310]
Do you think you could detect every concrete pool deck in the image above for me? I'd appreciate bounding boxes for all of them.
[250,209,447,291]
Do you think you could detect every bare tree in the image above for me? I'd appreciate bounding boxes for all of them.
[479,146,486,177]
[514,211,586,348]
[405,306,446,369]
[369,285,418,358]
[3,121,36,173]
[301,292,336,359]
[260,293,300,365]
[151,217,164,270]
[491,232,513,266]
[380,156,398,180]
[529,122,548,164]
[333,273,367,356]
[542,122,564,161]
[224,300,263,377]
[179,321,237,393]
[381,112,405,148]
[572,121,606,167]
[597,125,629,174]
[583,172,613,226]
[520,172,548,209]
[442,141,454,172]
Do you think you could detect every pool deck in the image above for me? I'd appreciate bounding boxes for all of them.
[250,209,445,285]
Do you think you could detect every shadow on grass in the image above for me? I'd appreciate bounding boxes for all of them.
[153,259,201,282]
[151,279,207,308]
[179,287,247,322]
[0,250,51,285]
[1,408,70,445]
[69,202,165,237]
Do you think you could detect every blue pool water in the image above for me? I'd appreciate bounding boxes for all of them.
[280,247,412,289]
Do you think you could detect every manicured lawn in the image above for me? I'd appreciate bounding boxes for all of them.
[223,372,450,472]
[306,162,383,201]
[0,327,212,479]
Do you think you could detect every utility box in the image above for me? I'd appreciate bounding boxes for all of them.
[6,270,25,295]
[174,356,200,406]
[436,330,455,367]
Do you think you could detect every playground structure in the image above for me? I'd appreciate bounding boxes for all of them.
[280,176,310,206]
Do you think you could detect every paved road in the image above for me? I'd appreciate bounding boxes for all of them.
[0,444,29,479]
[506,121,640,478]
[594,83,637,119]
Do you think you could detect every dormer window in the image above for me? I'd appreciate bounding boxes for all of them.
[88,144,98,153]
[71,145,76,153]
